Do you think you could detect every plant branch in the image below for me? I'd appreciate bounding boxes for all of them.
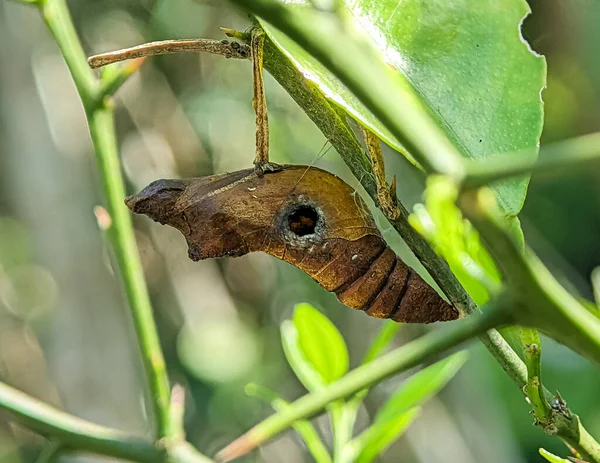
[97,58,146,101]
[216,303,511,462]
[463,132,600,188]
[38,0,174,441]
[88,62,175,442]
[88,39,250,69]
[0,381,161,462]
[39,0,97,105]
[518,328,552,425]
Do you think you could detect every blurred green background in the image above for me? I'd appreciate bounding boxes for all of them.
[0,1,599,462]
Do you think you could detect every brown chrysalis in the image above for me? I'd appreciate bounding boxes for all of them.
[126,165,458,323]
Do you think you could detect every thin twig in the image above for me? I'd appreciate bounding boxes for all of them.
[88,39,250,69]
[251,29,270,173]
[519,328,552,426]
[0,382,161,462]
[461,188,600,461]
[360,126,401,220]
[40,0,174,442]
[245,384,332,463]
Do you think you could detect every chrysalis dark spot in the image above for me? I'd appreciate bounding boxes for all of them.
[288,205,319,236]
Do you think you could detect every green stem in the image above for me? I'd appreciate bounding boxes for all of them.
[217,303,510,462]
[39,0,97,105]
[98,60,145,102]
[38,0,173,440]
[229,0,465,178]
[0,382,161,462]
[275,402,332,463]
[329,401,351,462]
[478,328,526,386]
[463,132,600,188]
[35,440,62,463]
[87,105,173,439]
[518,328,552,424]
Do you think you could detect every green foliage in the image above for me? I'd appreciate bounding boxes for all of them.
[361,321,402,364]
[259,0,545,216]
[280,320,325,390]
[255,303,466,462]
[347,352,467,463]
[349,407,421,463]
[293,302,349,384]
[375,351,468,422]
[409,176,501,305]
[539,448,572,463]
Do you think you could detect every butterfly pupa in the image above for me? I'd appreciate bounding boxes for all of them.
[126,165,458,323]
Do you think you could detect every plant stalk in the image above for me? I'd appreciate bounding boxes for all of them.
[0,382,161,462]
[39,0,173,440]
[88,39,250,69]
[519,328,552,424]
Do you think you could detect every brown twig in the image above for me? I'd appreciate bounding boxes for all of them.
[88,39,250,69]
[251,29,273,175]
[360,125,401,220]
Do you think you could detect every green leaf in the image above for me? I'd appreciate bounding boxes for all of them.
[362,321,402,365]
[259,0,546,215]
[280,320,325,391]
[292,303,349,384]
[346,407,421,463]
[539,449,571,463]
[591,267,600,309]
[409,177,501,305]
[373,351,468,424]
[346,351,468,463]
